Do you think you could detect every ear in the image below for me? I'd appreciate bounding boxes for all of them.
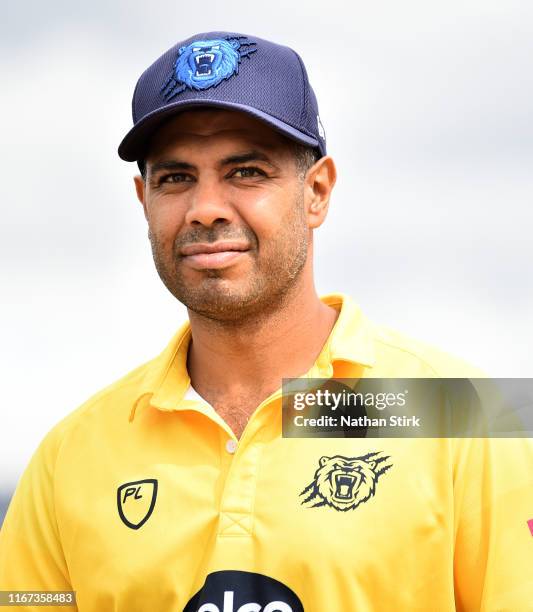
[134,175,148,220]
[303,156,337,229]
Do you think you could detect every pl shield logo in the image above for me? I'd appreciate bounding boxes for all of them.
[117,479,158,530]
[161,36,257,101]
[299,452,392,512]
[183,571,303,612]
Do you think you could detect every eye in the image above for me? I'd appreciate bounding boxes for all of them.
[158,173,194,184]
[229,167,266,179]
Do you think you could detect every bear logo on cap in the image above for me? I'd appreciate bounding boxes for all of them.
[161,36,257,101]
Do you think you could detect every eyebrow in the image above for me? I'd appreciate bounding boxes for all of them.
[218,150,273,166]
[147,150,275,176]
[148,159,195,176]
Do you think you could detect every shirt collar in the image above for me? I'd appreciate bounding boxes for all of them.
[319,293,375,368]
[130,293,375,420]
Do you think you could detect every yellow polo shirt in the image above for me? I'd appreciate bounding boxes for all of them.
[1,294,532,611]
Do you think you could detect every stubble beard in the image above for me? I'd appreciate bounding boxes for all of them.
[148,191,309,325]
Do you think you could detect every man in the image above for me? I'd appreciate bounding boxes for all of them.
[1,31,532,611]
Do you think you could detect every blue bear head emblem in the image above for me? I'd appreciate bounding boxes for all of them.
[175,38,240,90]
[161,36,257,101]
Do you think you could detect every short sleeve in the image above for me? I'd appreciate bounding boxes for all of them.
[0,429,74,606]
[453,437,533,610]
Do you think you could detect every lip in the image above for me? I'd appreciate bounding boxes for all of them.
[180,241,249,256]
[180,241,250,270]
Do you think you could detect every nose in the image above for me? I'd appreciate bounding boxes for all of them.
[184,176,235,228]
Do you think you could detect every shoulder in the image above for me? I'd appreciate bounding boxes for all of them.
[323,293,485,378]
[36,322,190,457]
[369,322,486,378]
[35,358,157,463]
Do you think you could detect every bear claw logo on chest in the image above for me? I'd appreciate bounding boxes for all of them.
[300,452,392,511]
[160,36,257,101]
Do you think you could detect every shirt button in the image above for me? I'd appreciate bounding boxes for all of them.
[225,439,238,454]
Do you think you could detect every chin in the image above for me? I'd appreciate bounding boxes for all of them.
[178,280,271,322]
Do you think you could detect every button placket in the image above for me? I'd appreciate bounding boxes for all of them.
[215,397,278,538]
[218,437,263,538]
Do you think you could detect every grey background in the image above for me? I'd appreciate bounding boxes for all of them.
[1,0,532,523]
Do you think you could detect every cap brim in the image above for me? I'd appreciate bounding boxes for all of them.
[118,99,322,162]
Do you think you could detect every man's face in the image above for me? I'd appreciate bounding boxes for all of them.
[135,109,319,323]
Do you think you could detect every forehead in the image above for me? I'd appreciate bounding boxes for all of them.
[146,108,294,160]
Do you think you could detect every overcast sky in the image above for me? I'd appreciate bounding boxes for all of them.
[1,0,532,493]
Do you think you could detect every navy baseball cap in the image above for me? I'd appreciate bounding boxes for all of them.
[118,31,327,162]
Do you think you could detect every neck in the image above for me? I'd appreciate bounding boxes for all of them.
[186,277,339,403]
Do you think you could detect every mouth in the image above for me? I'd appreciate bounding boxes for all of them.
[195,53,215,76]
[180,242,250,271]
[333,473,357,500]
